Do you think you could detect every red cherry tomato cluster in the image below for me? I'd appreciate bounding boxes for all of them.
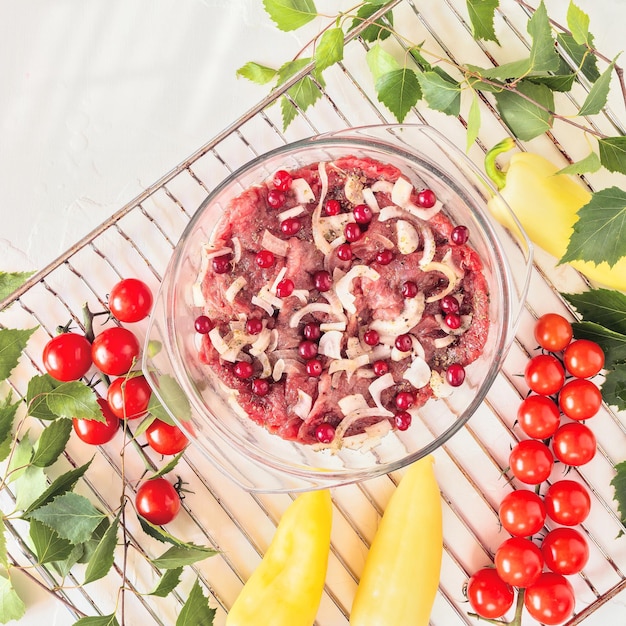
[42,278,188,526]
[467,313,604,625]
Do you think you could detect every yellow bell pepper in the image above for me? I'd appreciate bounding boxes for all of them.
[350,455,443,626]
[225,489,332,626]
[485,137,626,292]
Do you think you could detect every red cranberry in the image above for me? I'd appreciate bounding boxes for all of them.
[363,329,380,346]
[395,391,415,410]
[353,204,373,225]
[446,363,466,387]
[376,250,394,265]
[255,249,275,268]
[395,334,413,352]
[194,315,213,334]
[272,169,292,191]
[303,322,321,341]
[276,278,294,298]
[394,411,412,431]
[444,313,461,329]
[212,254,232,274]
[372,360,389,376]
[298,340,318,360]
[417,188,436,208]
[313,270,332,292]
[246,318,264,335]
[402,281,418,298]
[324,199,341,216]
[251,378,270,396]
[336,243,353,261]
[306,359,323,377]
[281,217,302,236]
[344,223,362,243]
[451,225,469,245]
[233,361,254,379]
[440,294,460,314]
[267,189,286,208]
[315,422,336,443]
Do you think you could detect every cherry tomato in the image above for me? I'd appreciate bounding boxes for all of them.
[509,439,554,485]
[466,568,514,619]
[544,479,591,526]
[552,422,596,467]
[494,536,543,587]
[523,572,575,625]
[135,478,181,525]
[541,527,589,575]
[72,398,120,445]
[43,332,92,382]
[108,278,154,323]
[534,313,573,352]
[563,339,605,378]
[558,378,602,420]
[499,489,546,537]
[524,354,565,396]
[517,395,561,440]
[91,327,140,376]
[107,374,152,420]
[145,419,189,455]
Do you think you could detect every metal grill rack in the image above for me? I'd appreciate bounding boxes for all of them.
[1,1,626,624]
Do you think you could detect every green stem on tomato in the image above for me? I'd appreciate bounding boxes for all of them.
[510,587,525,626]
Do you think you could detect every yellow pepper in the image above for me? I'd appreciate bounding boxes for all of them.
[225,489,332,626]
[485,138,626,292]
[350,455,443,626]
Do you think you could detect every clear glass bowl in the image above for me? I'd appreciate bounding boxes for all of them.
[143,125,532,493]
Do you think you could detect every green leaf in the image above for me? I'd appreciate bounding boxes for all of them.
[562,186,626,267]
[314,27,343,72]
[46,381,103,421]
[0,271,34,302]
[176,578,215,626]
[466,0,499,43]
[150,567,183,597]
[0,572,25,623]
[494,79,554,140]
[375,68,420,123]
[32,418,73,467]
[29,492,106,545]
[83,514,119,584]
[150,450,185,480]
[77,517,110,564]
[280,75,323,129]
[148,375,192,425]
[235,62,277,85]
[567,0,590,46]
[598,137,626,174]
[578,60,616,116]
[571,321,626,369]
[29,519,73,564]
[557,32,600,82]
[7,436,33,483]
[0,396,18,452]
[562,288,626,335]
[263,0,317,31]
[349,3,393,42]
[0,327,37,382]
[13,465,48,511]
[0,520,7,569]
[52,543,84,578]
[416,71,461,116]
[23,458,92,516]
[152,545,218,570]
[528,71,576,92]
[133,414,157,439]
[602,366,626,411]
[367,44,400,83]
[557,151,601,175]
[26,374,59,421]
[73,615,120,626]
[611,461,626,529]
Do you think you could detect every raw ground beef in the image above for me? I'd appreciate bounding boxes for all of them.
[193,156,490,447]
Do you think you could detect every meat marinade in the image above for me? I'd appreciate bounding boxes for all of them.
[193,156,489,447]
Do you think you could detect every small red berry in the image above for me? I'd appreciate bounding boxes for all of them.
[313,270,332,292]
[444,313,461,329]
[395,391,415,410]
[298,340,318,360]
[372,360,389,376]
[451,225,469,245]
[194,315,213,334]
[280,217,302,236]
[446,363,466,387]
[233,361,254,379]
[255,249,275,269]
[344,223,362,243]
[246,318,264,335]
[306,359,323,377]
[303,322,321,341]
[272,170,292,191]
[363,329,380,346]
[402,281,418,298]
[251,378,270,396]
[353,204,373,225]
[324,199,341,216]
[395,334,412,352]
[394,411,412,431]
[212,254,232,274]
[276,279,294,298]
[267,189,286,208]
[417,188,436,208]
[315,422,336,443]
[440,295,460,314]
[376,250,394,265]
[336,243,353,261]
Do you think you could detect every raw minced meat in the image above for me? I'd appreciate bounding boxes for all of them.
[193,155,490,447]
